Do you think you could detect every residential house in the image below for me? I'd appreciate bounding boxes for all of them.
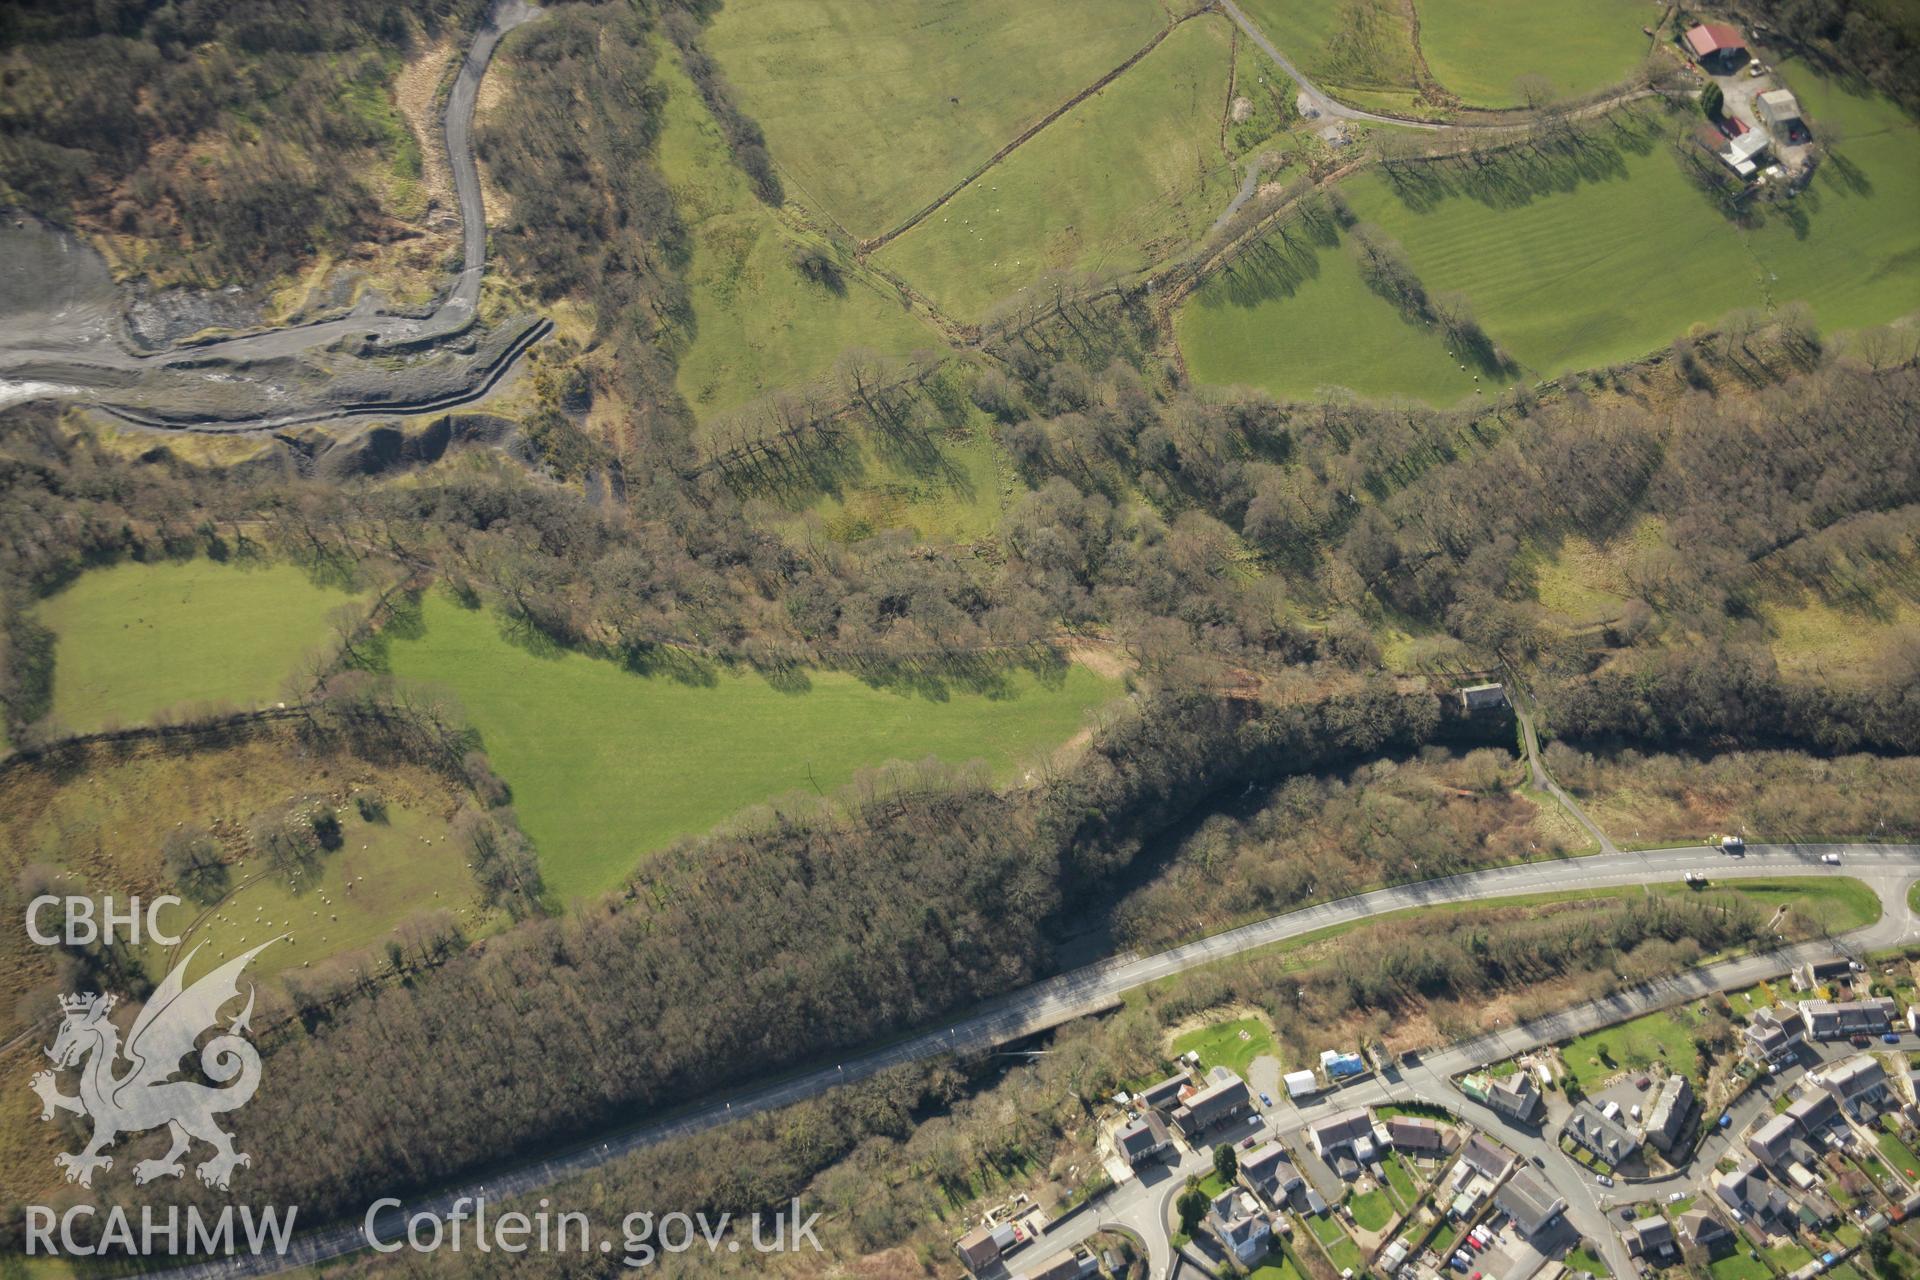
[1170,1075,1250,1138]
[1136,1074,1189,1115]
[1565,1101,1642,1166]
[1459,683,1510,714]
[1626,1216,1677,1260]
[1495,1168,1567,1240]
[1811,1054,1891,1115]
[1115,1112,1173,1169]
[957,1223,1018,1274]
[1647,1074,1697,1154]
[1240,1142,1304,1207]
[1743,1006,1807,1065]
[1747,1112,1797,1166]
[1801,996,1896,1040]
[1208,1191,1273,1267]
[1387,1116,1444,1155]
[1715,1161,1792,1223]
[1792,958,1857,992]
[1678,1208,1732,1250]
[1460,1134,1515,1182]
[1785,1087,1839,1134]
[1308,1107,1377,1160]
[1462,1069,1542,1122]
[1684,22,1747,69]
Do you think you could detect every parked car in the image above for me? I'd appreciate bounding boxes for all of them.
[1668,1191,1687,1204]
[1851,1034,1872,1047]
[1596,1174,1615,1187]
[1259,1092,1274,1107]
[1635,1077,1651,1090]
[1533,1155,1547,1167]
[1242,1136,1259,1148]
[1884,1033,1903,1045]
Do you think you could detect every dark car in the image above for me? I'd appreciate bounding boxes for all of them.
[1635,1077,1651,1090]
[1851,1034,1873,1047]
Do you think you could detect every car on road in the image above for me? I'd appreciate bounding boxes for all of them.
[1620,1207,1635,1221]
[1721,835,1745,854]
[1242,1136,1260,1148]
[1533,1155,1547,1167]
[1885,1033,1903,1045]
[1822,852,1842,864]
[1596,1174,1615,1187]
[1259,1092,1273,1107]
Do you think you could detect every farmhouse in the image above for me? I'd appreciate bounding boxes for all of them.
[1684,22,1747,70]
[1646,1074,1697,1154]
[1495,1168,1568,1240]
[1115,1112,1173,1168]
[1744,1006,1807,1064]
[1565,1100,1642,1165]
[1171,1075,1250,1137]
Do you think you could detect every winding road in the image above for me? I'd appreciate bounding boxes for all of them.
[165,842,1920,1277]
[0,0,542,427]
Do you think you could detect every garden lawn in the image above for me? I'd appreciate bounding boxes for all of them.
[36,558,362,735]
[1567,1245,1611,1276]
[1175,229,1497,406]
[1174,1016,1278,1078]
[1348,1188,1394,1231]
[385,594,1125,900]
[875,14,1243,322]
[1415,0,1654,107]
[655,42,940,418]
[1709,1256,1769,1280]
[1561,1008,1699,1093]
[1325,1236,1369,1275]
[701,0,1165,239]
[1382,1151,1419,1203]
[1251,1255,1307,1280]
[1877,1125,1920,1182]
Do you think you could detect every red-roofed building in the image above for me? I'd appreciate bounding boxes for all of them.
[1685,23,1747,68]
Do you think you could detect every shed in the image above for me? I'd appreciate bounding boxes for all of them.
[1685,23,1745,61]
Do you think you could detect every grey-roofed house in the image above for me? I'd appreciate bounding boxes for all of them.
[1813,1054,1890,1113]
[1459,682,1511,714]
[1785,1087,1838,1133]
[1626,1216,1676,1260]
[1460,1134,1515,1182]
[1115,1111,1173,1169]
[1136,1073,1189,1114]
[1020,1252,1094,1280]
[1744,1006,1807,1065]
[1647,1074,1696,1154]
[1308,1107,1376,1158]
[1170,1075,1250,1138]
[1388,1116,1444,1154]
[1495,1168,1567,1240]
[1208,1191,1272,1267]
[1715,1161,1792,1222]
[1678,1209,1732,1250]
[1747,1112,1797,1166]
[1565,1101,1642,1165]
[1800,996,1895,1040]
[1792,958,1856,992]
[1462,1069,1542,1122]
[1240,1141,1304,1207]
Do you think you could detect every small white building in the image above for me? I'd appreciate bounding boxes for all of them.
[1285,1068,1320,1099]
[1720,130,1770,177]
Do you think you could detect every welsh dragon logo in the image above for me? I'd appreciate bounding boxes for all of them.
[30,939,278,1190]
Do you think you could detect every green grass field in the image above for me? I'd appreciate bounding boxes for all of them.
[1348,1187,1394,1231]
[1175,223,1506,405]
[767,413,1010,546]
[1239,0,1426,116]
[1173,1015,1279,1077]
[1191,76,1920,397]
[655,42,941,417]
[385,594,1124,900]
[1415,0,1654,107]
[702,0,1165,239]
[35,558,363,735]
[147,801,493,994]
[1561,1008,1700,1093]
[874,14,1244,322]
